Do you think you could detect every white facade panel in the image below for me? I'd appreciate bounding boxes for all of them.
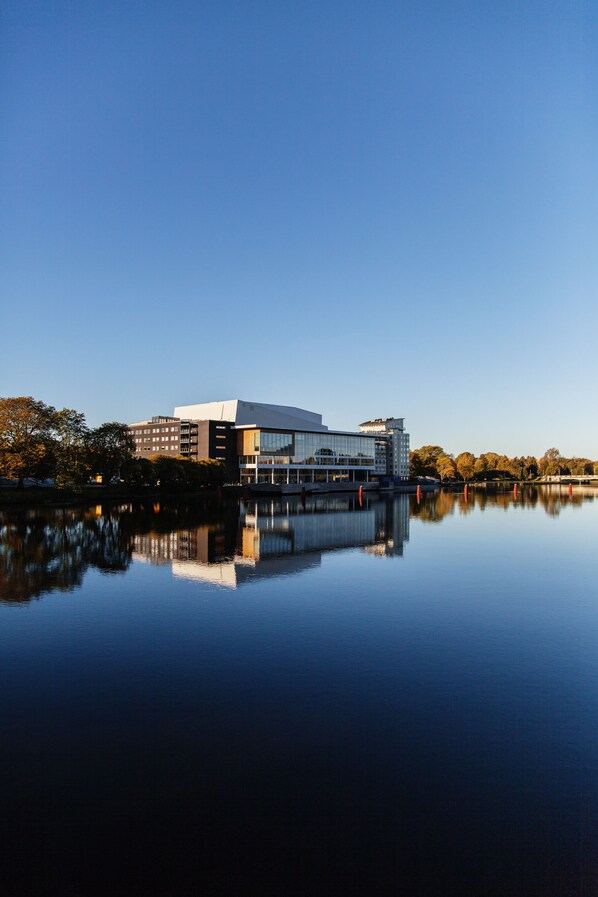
[173,399,327,431]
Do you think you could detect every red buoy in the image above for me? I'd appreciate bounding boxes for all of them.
[568,484,573,497]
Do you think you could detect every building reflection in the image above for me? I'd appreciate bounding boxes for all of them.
[2,487,593,603]
[132,495,411,588]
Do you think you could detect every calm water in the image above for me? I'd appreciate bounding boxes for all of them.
[2,489,598,896]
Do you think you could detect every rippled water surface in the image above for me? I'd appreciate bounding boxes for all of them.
[2,488,598,896]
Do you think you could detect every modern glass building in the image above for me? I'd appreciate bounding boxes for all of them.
[130,400,409,487]
[236,426,377,485]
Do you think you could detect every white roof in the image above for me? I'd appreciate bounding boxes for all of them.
[173,399,328,431]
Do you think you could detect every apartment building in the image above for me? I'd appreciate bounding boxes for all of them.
[128,416,237,475]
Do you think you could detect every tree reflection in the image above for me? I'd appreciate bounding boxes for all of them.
[0,507,133,604]
[411,490,457,523]
[411,486,594,524]
[1,489,594,602]
[0,498,235,604]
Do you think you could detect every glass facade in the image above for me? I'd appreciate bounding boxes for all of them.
[240,429,376,468]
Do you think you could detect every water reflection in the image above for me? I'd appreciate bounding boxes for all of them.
[1,486,594,603]
[0,506,132,603]
[413,484,595,523]
[134,494,410,588]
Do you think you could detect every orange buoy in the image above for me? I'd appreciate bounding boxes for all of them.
[568,484,573,497]
[464,484,468,499]
[513,483,518,498]
[416,485,422,502]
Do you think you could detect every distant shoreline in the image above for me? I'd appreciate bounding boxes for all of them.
[1,479,596,510]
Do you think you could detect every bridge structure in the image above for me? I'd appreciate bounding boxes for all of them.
[539,475,598,484]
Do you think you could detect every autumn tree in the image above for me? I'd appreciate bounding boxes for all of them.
[538,448,562,476]
[455,451,476,481]
[410,445,445,478]
[569,458,593,476]
[478,452,501,471]
[436,453,457,481]
[0,397,57,486]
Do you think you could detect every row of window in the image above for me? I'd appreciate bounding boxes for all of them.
[253,430,376,460]
[240,455,375,467]
[134,426,179,435]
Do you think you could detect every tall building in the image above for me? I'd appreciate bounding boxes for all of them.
[358,418,410,479]
[129,400,409,486]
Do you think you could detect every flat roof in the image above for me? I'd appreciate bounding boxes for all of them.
[236,424,377,437]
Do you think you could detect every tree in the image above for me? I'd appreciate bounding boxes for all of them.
[86,422,135,484]
[194,458,228,487]
[455,452,476,481]
[122,457,155,487]
[570,458,593,476]
[0,396,57,486]
[147,454,187,489]
[539,447,562,476]
[478,452,501,471]
[474,455,488,475]
[436,453,457,481]
[53,409,90,487]
[410,446,445,478]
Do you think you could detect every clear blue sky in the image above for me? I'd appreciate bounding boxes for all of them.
[2,0,596,457]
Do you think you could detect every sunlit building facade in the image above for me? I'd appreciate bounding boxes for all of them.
[128,415,237,473]
[129,400,409,486]
[237,427,377,485]
[359,417,410,479]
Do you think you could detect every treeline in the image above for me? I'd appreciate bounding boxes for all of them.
[0,396,227,489]
[410,445,597,482]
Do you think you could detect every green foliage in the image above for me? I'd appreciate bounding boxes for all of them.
[86,422,136,484]
[147,455,187,488]
[142,455,228,490]
[121,457,156,487]
[53,409,90,488]
[410,446,445,478]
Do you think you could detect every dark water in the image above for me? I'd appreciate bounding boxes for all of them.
[1,489,598,896]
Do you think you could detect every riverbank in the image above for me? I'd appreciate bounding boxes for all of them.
[0,480,438,508]
[0,484,245,509]
[3,478,594,510]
